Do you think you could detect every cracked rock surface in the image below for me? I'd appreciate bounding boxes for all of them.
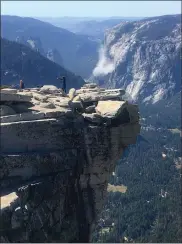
[0,83,140,242]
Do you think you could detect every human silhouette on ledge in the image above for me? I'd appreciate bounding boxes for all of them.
[20,80,25,89]
[57,76,66,93]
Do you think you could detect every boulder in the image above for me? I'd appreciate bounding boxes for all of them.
[0,105,16,116]
[68,88,76,100]
[40,85,59,94]
[96,100,128,118]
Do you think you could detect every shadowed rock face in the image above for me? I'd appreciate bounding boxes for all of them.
[0,84,140,242]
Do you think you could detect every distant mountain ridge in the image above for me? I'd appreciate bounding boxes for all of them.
[38,17,144,39]
[65,19,127,39]
[92,14,181,104]
[1,38,85,89]
[1,15,99,78]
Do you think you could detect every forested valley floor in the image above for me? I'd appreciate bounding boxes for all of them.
[92,102,181,243]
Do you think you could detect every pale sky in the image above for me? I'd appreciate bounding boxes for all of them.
[1,1,181,18]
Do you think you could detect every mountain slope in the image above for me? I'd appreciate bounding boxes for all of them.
[1,38,85,89]
[1,15,99,78]
[92,14,181,104]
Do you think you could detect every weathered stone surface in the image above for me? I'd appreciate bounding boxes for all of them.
[0,88,18,94]
[96,100,128,118]
[0,193,18,209]
[126,103,140,123]
[29,88,40,92]
[33,93,48,102]
[0,105,16,116]
[11,103,33,113]
[0,93,32,102]
[40,85,59,94]
[83,83,98,89]
[0,84,140,243]
[20,112,45,121]
[76,87,105,94]
[1,114,21,123]
[68,88,76,100]
[69,100,84,111]
[1,112,45,123]
[46,97,70,108]
[44,109,72,118]
[85,105,96,114]
[72,95,82,101]
[39,102,56,109]
[82,113,103,124]
[77,90,125,103]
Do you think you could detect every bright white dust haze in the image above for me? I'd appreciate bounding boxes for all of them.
[93,46,115,76]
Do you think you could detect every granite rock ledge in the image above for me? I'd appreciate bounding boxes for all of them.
[0,83,140,242]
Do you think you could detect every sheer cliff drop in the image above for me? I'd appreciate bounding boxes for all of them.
[0,83,140,242]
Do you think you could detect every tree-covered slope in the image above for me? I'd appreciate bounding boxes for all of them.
[92,126,181,243]
[92,86,181,243]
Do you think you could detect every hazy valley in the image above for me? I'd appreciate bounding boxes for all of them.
[1,15,99,78]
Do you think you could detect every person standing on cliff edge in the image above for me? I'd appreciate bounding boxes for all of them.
[57,76,66,93]
[20,79,25,89]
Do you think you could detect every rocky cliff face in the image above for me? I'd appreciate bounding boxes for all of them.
[0,84,140,242]
[92,15,181,104]
[16,36,64,67]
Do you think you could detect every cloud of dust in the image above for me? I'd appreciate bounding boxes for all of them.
[92,46,115,77]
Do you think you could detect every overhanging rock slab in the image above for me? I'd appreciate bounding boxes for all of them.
[96,100,128,118]
[0,84,140,243]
